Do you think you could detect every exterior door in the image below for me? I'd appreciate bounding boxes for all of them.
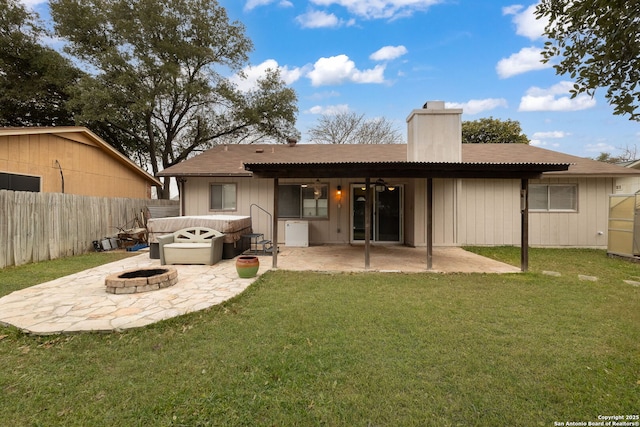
[351,184,403,243]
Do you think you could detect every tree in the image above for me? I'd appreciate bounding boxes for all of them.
[594,145,638,164]
[536,1,640,120]
[50,0,298,198]
[0,0,81,127]
[461,117,529,144]
[307,112,403,144]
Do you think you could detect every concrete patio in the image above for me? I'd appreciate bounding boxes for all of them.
[276,245,520,273]
[0,246,519,335]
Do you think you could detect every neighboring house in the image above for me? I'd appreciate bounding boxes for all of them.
[615,159,640,194]
[158,102,640,256]
[0,127,161,198]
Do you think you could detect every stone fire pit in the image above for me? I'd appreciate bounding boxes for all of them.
[105,267,178,294]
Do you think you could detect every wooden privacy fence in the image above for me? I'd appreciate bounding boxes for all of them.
[0,190,179,269]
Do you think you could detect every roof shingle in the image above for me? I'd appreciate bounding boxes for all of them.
[158,143,639,178]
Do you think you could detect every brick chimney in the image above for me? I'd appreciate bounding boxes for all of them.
[406,101,462,163]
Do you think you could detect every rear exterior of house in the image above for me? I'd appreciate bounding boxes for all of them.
[161,103,637,249]
[177,175,613,249]
[0,127,161,198]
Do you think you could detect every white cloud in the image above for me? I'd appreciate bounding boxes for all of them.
[532,131,569,139]
[306,54,386,86]
[519,81,597,112]
[306,104,350,115]
[445,98,508,115]
[230,59,304,91]
[502,5,523,15]
[18,0,46,8]
[370,45,408,61]
[244,0,292,11]
[503,2,547,41]
[530,130,568,147]
[310,0,443,20]
[296,10,350,28]
[496,46,550,78]
[585,142,616,153]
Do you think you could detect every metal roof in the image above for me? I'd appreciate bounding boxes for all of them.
[243,160,571,179]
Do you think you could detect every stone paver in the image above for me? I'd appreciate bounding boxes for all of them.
[0,246,519,335]
[0,254,266,335]
[543,270,562,277]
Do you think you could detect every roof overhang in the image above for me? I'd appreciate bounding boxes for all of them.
[243,161,572,179]
[157,171,253,178]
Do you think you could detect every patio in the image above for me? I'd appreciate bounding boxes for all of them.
[276,244,520,273]
[0,246,519,335]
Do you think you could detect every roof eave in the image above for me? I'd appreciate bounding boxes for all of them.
[243,162,571,180]
[157,171,253,178]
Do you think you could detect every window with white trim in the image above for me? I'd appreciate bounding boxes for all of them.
[209,183,236,211]
[529,184,577,211]
[278,183,328,218]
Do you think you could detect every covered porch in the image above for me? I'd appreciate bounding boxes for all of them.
[275,245,520,273]
[244,161,571,272]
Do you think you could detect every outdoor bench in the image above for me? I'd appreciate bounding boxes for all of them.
[158,227,224,265]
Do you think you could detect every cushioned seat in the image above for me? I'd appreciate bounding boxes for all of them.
[158,227,224,265]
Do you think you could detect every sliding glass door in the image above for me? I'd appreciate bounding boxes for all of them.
[351,184,402,243]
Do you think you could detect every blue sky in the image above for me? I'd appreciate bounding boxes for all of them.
[24,0,640,158]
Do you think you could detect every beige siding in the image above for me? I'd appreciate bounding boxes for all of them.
[184,177,353,245]
[407,178,457,247]
[0,133,153,198]
[615,176,640,194]
[184,175,613,248]
[457,179,520,246]
[458,177,613,247]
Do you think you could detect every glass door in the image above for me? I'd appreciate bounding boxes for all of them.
[351,184,402,243]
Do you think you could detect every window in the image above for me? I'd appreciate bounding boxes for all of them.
[0,172,40,192]
[530,184,577,211]
[209,184,236,211]
[278,183,328,218]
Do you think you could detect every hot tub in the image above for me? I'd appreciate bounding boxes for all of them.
[147,215,251,259]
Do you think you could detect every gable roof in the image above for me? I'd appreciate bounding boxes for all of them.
[0,127,162,187]
[619,159,640,169]
[157,143,639,178]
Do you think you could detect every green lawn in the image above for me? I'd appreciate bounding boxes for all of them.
[0,248,639,426]
[0,251,136,298]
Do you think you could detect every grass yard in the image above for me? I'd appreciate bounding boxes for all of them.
[0,248,639,426]
[0,251,136,298]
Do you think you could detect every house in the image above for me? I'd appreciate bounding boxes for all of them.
[615,159,640,194]
[0,127,161,198]
[158,102,640,269]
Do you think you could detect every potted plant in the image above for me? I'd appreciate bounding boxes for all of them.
[235,255,259,278]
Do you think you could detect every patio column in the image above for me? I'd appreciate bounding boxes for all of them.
[365,176,371,269]
[427,178,433,270]
[520,178,528,272]
[272,177,279,269]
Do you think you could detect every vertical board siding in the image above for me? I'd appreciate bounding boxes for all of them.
[0,133,154,198]
[458,177,613,247]
[0,190,178,268]
[185,177,421,246]
[398,178,455,247]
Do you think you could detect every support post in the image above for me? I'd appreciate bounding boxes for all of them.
[427,178,433,270]
[364,176,371,270]
[272,177,279,269]
[178,178,186,216]
[520,178,528,272]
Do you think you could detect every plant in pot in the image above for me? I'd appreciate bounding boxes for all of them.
[235,256,259,278]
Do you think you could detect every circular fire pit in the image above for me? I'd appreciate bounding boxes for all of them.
[105,267,178,294]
